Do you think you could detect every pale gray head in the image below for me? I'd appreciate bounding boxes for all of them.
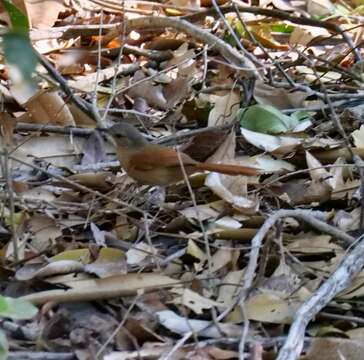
[107,123,148,148]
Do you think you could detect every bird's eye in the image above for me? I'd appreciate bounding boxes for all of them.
[115,134,123,139]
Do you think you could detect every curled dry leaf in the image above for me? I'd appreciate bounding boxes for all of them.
[16,260,84,281]
[157,310,242,338]
[90,223,106,247]
[214,216,242,229]
[306,151,346,196]
[205,172,258,212]
[126,242,158,265]
[352,125,364,148]
[84,248,127,278]
[186,239,207,263]
[334,208,360,232]
[104,344,177,360]
[171,288,225,314]
[240,127,302,154]
[252,154,295,172]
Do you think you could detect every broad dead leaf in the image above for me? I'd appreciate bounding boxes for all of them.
[208,91,240,126]
[20,89,75,126]
[21,273,181,304]
[240,127,302,154]
[205,172,258,212]
[171,288,225,314]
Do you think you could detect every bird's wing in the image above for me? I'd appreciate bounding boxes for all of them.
[129,146,197,171]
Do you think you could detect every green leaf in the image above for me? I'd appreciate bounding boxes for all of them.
[233,19,245,38]
[239,104,299,134]
[3,32,38,82]
[1,0,28,35]
[270,23,294,33]
[0,331,8,360]
[290,110,310,122]
[0,296,38,320]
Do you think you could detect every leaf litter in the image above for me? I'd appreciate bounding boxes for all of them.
[0,0,364,359]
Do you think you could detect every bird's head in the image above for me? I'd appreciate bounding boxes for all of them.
[107,123,148,149]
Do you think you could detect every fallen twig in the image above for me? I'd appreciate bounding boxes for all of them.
[106,16,261,75]
[277,234,364,360]
[184,3,361,62]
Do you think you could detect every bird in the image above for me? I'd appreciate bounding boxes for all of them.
[107,122,259,186]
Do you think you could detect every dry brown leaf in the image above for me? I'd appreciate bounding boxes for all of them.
[128,70,167,109]
[217,270,244,307]
[68,63,138,92]
[67,172,114,192]
[254,80,308,109]
[287,234,342,255]
[6,134,84,172]
[304,338,364,360]
[104,344,177,360]
[21,89,75,126]
[306,0,335,16]
[205,172,258,212]
[85,248,127,278]
[206,130,235,164]
[289,25,331,46]
[27,215,62,252]
[21,273,181,304]
[208,91,240,127]
[171,288,225,314]
[16,260,84,281]
[25,0,66,29]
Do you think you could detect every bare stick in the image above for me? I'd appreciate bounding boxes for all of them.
[9,156,147,215]
[191,209,354,342]
[184,3,361,62]
[7,352,74,360]
[277,233,364,360]
[114,17,261,75]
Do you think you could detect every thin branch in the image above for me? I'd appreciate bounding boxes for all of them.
[184,3,361,62]
[9,156,147,215]
[277,234,364,360]
[109,16,262,75]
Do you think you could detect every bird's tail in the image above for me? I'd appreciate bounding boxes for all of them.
[195,162,260,176]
